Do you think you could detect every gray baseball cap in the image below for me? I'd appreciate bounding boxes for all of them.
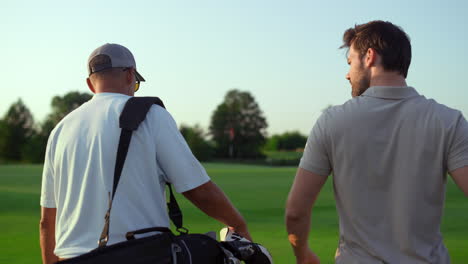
[87,43,145,82]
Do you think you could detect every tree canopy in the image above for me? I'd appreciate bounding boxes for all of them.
[0,99,35,161]
[264,131,307,151]
[179,124,214,161]
[209,89,267,159]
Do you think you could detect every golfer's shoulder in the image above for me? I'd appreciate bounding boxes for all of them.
[147,103,169,116]
[422,97,464,128]
[319,98,358,124]
[146,104,175,125]
[48,103,90,139]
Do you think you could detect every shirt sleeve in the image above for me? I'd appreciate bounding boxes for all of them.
[447,114,468,172]
[153,107,210,193]
[40,134,56,208]
[299,112,332,177]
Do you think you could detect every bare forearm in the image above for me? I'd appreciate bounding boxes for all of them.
[183,181,251,239]
[285,168,327,262]
[40,207,58,264]
[205,198,246,229]
[450,166,468,197]
[286,211,311,257]
[40,223,58,264]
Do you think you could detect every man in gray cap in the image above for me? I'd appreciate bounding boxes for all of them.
[286,21,468,264]
[39,43,251,263]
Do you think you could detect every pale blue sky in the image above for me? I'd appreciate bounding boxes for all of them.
[1,0,467,135]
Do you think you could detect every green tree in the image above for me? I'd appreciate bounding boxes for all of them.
[263,135,280,151]
[179,124,214,161]
[21,131,46,163]
[0,99,35,161]
[20,118,58,163]
[264,131,307,152]
[209,89,267,159]
[0,120,8,163]
[277,131,307,150]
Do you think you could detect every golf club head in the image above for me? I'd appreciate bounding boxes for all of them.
[219,227,274,264]
[220,227,250,242]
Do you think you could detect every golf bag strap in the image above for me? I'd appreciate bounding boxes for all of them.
[98,97,167,248]
[166,183,187,233]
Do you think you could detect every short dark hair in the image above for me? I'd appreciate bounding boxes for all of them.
[341,20,412,78]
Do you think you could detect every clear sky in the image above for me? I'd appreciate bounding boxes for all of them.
[1,0,467,135]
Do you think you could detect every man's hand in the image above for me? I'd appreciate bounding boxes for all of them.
[183,181,252,241]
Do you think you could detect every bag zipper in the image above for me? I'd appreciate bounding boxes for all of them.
[171,243,182,264]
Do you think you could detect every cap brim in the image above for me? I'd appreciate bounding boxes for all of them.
[135,70,145,82]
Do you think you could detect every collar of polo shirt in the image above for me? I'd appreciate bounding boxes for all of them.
[362,86,419,100]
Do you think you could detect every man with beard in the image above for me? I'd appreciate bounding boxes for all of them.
[285,21,468,264]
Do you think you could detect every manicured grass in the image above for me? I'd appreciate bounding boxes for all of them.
[0,164,467,263]
[0,165,43,264]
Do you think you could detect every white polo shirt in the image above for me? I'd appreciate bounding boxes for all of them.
[40,93,210,258]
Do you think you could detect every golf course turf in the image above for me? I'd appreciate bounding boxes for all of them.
[0,163,466,263]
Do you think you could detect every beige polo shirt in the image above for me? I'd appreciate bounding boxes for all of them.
[300,86,468,263]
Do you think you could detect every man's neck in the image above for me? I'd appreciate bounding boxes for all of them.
[369,71,407,87]
[95,87,133,96]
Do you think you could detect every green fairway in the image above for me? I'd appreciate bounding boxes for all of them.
[1,164,467,263]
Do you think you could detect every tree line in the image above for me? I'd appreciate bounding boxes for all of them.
[0,89,307,164]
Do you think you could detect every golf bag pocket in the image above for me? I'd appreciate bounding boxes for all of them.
[174,233,227,264]
[56,231,175,264]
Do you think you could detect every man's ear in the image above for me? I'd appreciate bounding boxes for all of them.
[365,48,378,67]
[125,68,136,96]
[86,78,96,94]
[126,68,134,85]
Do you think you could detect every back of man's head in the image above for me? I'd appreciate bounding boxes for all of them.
[88,62,127,83]
[86,43,145,95]
[88,65,132,95]
[341,21,412,78]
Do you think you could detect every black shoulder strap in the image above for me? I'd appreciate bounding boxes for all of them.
[98,97,185,248]
[112,97,165,200]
